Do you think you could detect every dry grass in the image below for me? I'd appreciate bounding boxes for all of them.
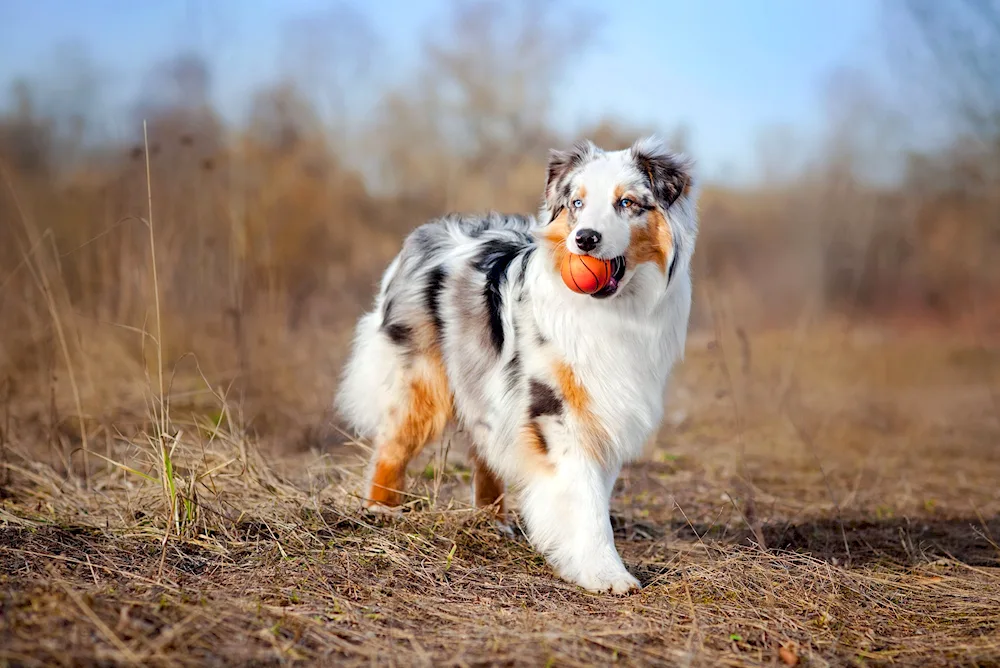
[2,321,999,668]
[1,5,998,661]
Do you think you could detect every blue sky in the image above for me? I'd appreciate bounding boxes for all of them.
[0,0,889,183]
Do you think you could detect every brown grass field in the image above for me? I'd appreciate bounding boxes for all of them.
[2,310,998,667]
[2,3,999,662]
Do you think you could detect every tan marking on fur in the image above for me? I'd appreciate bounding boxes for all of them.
[554,360,589,415]
[626,207,673,273]
[367,346,453,508]
[540,208,571,273]
[520,421,556,474]
[470,448,506,518]
[613,184,626,202]
[575,185,587,201]
[368,459,406,507]
[553,360,609,463]
[526,421,549,456]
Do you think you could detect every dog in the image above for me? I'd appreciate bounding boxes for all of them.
[335,136,699,593]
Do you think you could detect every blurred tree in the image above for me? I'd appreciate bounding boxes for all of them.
[894,0,1000,141]
[0,42,108,177]
[279,3,380,158]
[139,52,212,112]
[0,80,53,177]
[810,66,912,311]
[889,0,1000,312]
[248,82,326,157]
[132,52,224,159]
[37,41,105,166]
[425,0,594,161]
[371,0,598,209]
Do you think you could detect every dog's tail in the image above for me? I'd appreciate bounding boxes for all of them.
[334,253,406,440]
[335,307,404,440]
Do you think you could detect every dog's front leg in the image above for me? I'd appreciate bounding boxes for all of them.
[519,454,639,594]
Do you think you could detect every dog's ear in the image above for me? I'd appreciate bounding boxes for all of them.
[630,136,692,210]
[544,139,597,211]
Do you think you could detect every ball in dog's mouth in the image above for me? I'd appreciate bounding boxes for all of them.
[591,256,626,299]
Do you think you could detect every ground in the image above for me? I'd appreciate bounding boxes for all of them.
[1,319,999,667]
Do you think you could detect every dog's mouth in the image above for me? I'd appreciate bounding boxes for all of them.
[591,256,626,299]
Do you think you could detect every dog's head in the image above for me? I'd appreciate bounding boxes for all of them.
[537,136,697,300]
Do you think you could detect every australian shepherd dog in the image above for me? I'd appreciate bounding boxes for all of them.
[336,136,699,593]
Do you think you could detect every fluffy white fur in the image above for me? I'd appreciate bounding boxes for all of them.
[336,136,699,594]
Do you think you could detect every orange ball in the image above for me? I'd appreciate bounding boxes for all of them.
[561,253,612,294]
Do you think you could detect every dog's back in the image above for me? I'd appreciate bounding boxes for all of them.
[334,211,537,456]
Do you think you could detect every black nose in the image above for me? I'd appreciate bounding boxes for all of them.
[574,228,601,252]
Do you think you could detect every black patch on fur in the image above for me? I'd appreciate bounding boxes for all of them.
[474,239,525,353]
[381,298,412,347]
[514,245,535,301]
[529,379,562,418]
[519,246,535,279]
[667,238,681,283]
[383,322,412,347]
[633,147,690,210]
[425,266,447,341]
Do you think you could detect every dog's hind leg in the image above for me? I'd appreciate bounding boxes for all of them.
[363,348,452,511]
[337,310,453,511]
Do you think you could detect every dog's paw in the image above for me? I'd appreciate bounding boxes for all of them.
[495,520,516,538]
[362,502,403,519]
[574,569,641,595]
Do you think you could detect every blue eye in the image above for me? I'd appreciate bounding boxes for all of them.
[572,199,583,209]
[619,198,634,209]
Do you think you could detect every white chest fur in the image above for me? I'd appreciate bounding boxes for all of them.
[526,258,691,463]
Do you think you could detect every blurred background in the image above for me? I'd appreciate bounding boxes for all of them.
[1,0,998,457]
